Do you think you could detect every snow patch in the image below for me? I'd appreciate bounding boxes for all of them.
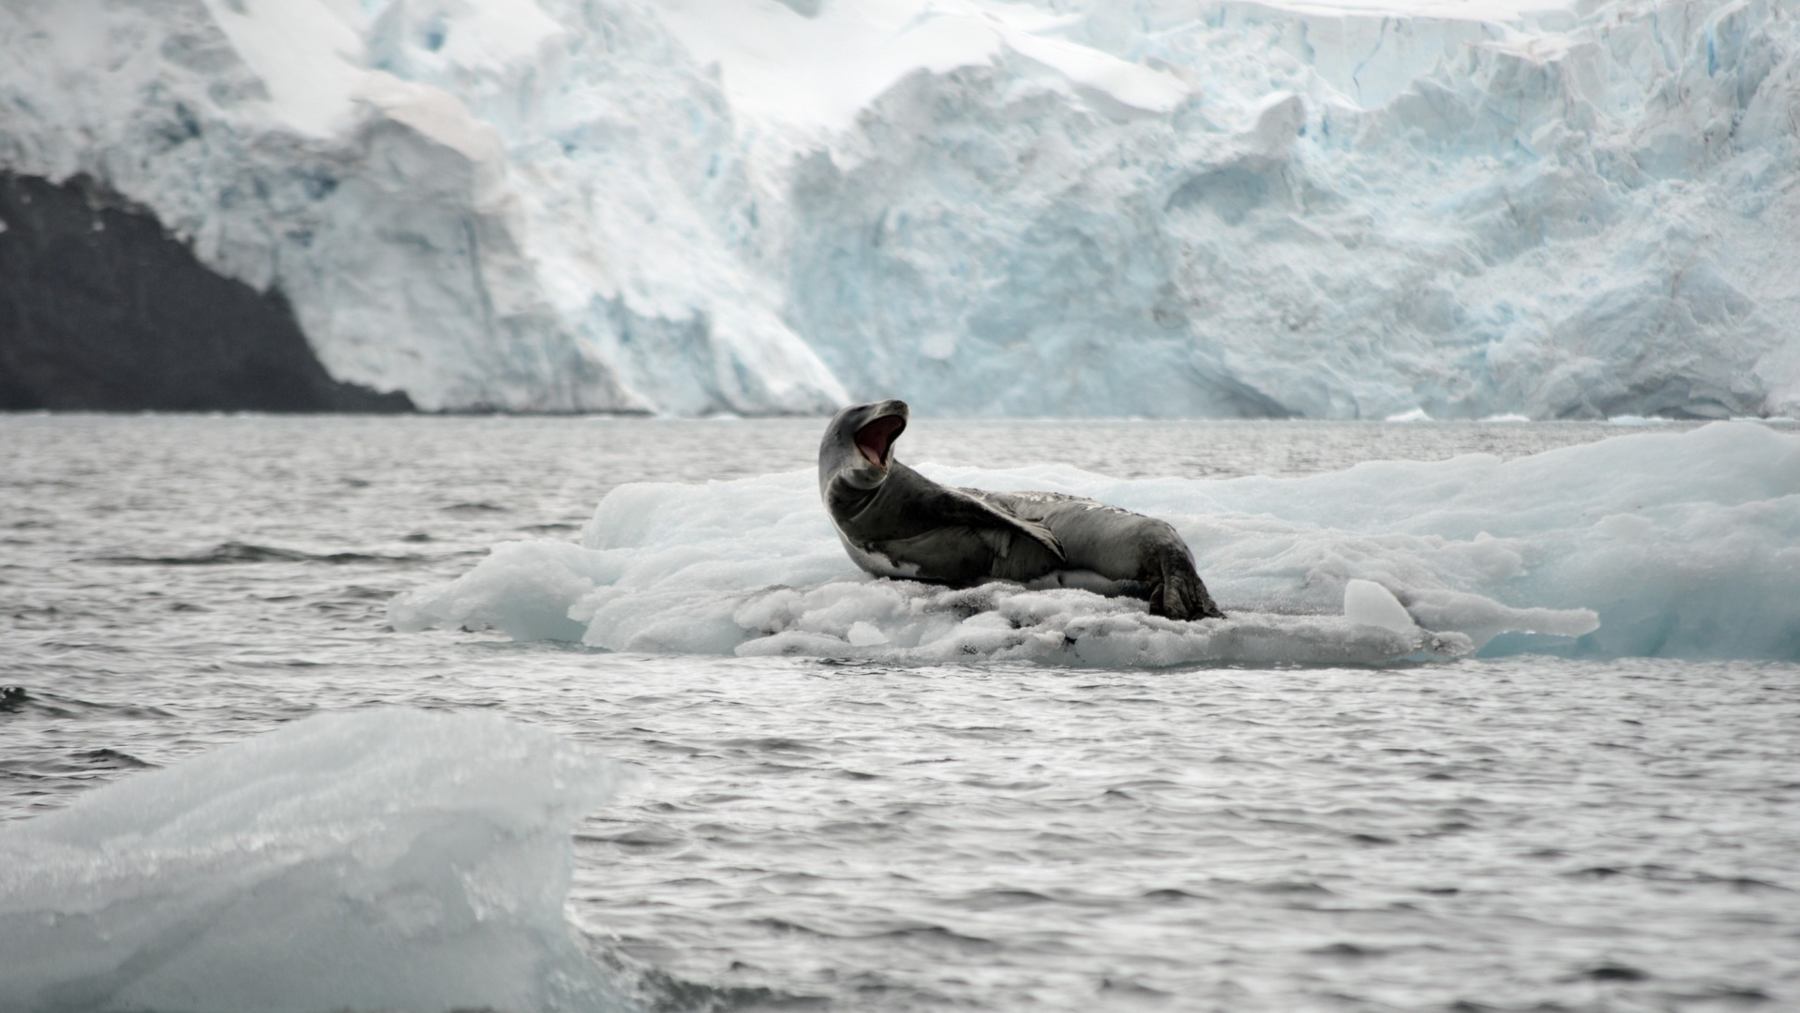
[198,0,365,135]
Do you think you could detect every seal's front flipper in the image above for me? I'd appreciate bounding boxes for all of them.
[1149,551,1225,621]
[939,489,1066,562]
[1008,516,1065,561]
[973,515,1064,563]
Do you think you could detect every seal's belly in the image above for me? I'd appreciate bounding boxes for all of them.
[840,536,923,579]
[840,525,1063,586]
[847,533,1141,599]
[1022,569,1143,597]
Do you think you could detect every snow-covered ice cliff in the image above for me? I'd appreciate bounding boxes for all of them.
[2,0,1796,416]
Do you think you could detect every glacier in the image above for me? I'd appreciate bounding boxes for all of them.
[0,709,633,1013]
[1,0,1796,416]
[391,422,1800,664]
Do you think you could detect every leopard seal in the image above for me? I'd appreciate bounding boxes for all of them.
[818,399,1225,620]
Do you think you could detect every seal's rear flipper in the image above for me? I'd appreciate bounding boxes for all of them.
[1150,552,1225,621]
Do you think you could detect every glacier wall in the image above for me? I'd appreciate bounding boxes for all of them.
[0,0,848,413]
[1,0,1795,416]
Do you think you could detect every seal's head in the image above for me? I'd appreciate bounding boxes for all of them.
[819,398,909,497]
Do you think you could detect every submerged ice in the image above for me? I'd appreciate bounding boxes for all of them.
[0,710,630,1013]
[392,423,1800,664]
[2,0,1796,416]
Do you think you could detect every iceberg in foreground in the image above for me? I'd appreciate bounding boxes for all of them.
[0,710,631,1013]
[392,423,1800,664]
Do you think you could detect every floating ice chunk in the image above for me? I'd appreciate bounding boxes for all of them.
[390,538,616,641]
[1343,579,1417,634]
[0,710,629,1013]
[1403,587,1597,649]
[393,423,1800,663]
[1341,580,1480,658]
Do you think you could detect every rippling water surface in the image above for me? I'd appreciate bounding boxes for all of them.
[3,414,1796,1011]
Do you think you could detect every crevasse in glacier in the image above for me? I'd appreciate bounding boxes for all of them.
[2,0,1795,416]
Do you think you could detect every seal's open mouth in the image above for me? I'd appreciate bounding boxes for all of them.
[855,415,905,468]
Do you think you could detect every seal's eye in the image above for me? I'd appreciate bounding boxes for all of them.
[854,415,905,468]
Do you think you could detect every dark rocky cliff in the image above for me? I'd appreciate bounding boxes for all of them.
[0,172,411,412]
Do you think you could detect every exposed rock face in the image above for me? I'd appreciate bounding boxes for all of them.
[0,172,411,412]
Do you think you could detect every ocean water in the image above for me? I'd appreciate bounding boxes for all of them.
[2,414,1796,1012]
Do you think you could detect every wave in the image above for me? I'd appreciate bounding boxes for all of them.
[88,541,429,566]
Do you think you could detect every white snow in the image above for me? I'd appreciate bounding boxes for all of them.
[656,0,1002,135]
[198,0,366,135]
[653,0,1186,137]
[1252,0,1573,18]
[391,422,1800,664]
[0,709,629,1013]
[2,0,1796,417]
